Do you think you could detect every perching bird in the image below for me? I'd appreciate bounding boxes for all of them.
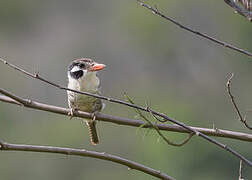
[67,58,106,145]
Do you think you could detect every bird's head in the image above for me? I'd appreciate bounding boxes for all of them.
[68,58,106,80]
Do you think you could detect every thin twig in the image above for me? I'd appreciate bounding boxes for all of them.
[125,93,194,146]
[147,106,252,167]
[226,73,252,130]
[147,106,194,146]
[1,93,251,142]
[0,139,174,180]
[145,102,167,123]
[136,0,252,58]
[224,0,252,21]
[0,59,251,167]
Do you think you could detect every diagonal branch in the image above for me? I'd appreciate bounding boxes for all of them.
[0,139,174,180]
[226,73,252,130]
[0,58,252,167]
[136,0,252,58]
[0,93,251,142]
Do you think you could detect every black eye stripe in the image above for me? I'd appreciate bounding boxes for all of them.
[70,70,83,79]
[78,63,85,68]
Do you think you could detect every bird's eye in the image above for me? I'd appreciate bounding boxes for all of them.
[79,63,85,68]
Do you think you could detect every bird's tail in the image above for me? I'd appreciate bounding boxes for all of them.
[86,121,99,145]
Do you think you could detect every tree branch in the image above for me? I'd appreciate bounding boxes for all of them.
[226,73,252,130]
[1,90,252,142]
[0,139,174,180]
[136,0,252,58]
[0,58,252,167]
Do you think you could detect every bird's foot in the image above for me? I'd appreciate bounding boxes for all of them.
[68,107,78,120]
[90,112,98,123]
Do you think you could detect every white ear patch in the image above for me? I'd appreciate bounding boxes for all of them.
[71,66,81,73]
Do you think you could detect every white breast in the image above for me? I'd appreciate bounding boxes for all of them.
[67,71,104,112]
[68,71,100,92]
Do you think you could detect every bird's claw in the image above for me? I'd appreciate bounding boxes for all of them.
[91,112,96,121]
[90,112,98,123]
[68,107,77,119]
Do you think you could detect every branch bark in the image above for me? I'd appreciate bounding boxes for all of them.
[1,91,252,142]
[0,139,174,180]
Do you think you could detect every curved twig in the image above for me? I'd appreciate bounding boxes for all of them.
[226,73,252,130]
[147,106,194,146]
[0,139,174,180]
[136,0,252,58]
[124,93,194,146]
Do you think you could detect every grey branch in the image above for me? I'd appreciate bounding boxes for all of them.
[0,58,252,167]
[0,139,174,180]
[0,90,252,143]
[137,0,252,58]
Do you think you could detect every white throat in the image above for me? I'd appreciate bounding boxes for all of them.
[68,71,100,93]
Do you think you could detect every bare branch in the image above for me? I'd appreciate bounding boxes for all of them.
[150,111,252,167]
[1,93,251,143]
[0,59,252,167]
[0,139,174,180]
[136,0,252,58]
[226,73,252,130]
[224,0,252,21]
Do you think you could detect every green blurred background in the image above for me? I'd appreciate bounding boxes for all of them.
[0,0,251,179]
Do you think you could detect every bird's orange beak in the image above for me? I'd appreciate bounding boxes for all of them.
[89,63,106,72]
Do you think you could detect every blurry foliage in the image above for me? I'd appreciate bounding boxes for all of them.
[0,0,40,35]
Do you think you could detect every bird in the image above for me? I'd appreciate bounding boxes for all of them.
[67,58,106,145]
